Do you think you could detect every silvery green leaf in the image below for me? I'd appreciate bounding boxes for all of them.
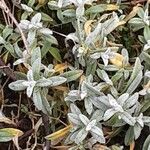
[144,26,150,41]
[145,70,150,78]
[105,115,126,127]
[129,18,145,31]
[90,126,104,137]
[139,89,147,95]
[4,42,16,57]
[69,129,79,139]
[103,108,117,121]
[125,57,142,93]
[119,112,135,126]
[62,9,76,17]
[91,110,103,122]
[19,20,30,30]
[3,25,13,40]
[124,70,129,80]
[80,90,87,99]
[111,70,123,83]
[97,96,110,107]
[76,5,85,18]
[86,120,96,131]
[143,8,149,26]
[90,53,101,59]
[9,80,27,91]
[28,0,36,7]
[143,116,150,126]
[13,58,25,66]
[39,28,53,36]
[32,58,41,80]
[14,71,27,80]
[126,70,142,94]
[140,100,150,113]
[111,145,123,150]
[14,42,23,57]
[85,4,109,14]
[74,128,88,144]
[84,97,93,115]
[28,22,42,29]
[24,81,36,97]
[31,13,41,24]
[102,65,119,71]
[138,7,144,18]
[108,94,122,111]
[36,79,52,87]
[90,126,105,143]
[65,90,81,102]
[117,93,129,107]
[102,12,119,35]
[47,76,66,86]
[31,47,41,65]
[124,127,134,146]
[124,93,139,109]
[97,69,113,85]
[140,52,150,65]
[68,113,81,125]
[61,70,83,82]
[33,88,43,110]
[40,91,52,115]
[70,103,81,115]
[21,4,33,12]
[48,1,60,10]
[143,135,150,150]
[41,12,53,22]
[0,36,5,44]
[134,123,142,139]
[84,82,102,95]
[91,96,109,111]
[57,0,63,8]
[69,0,80,6]
[110,86,118,98]
[26,69,34,81]
[79,114,90,125]
[27,30,36,46]
[85,23,102,45]
[101,48,115,66]
[138,35,145,43]
[121,48,129,65]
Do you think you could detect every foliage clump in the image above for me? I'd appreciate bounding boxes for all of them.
[0,0,150,149]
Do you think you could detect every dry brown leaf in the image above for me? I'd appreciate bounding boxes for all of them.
[53,85,69,92]
[93,144,109,150]
[52,145,72,150]
[106,4,119,11]
[130,141,135,150]
[84,20,95,36]
[45,124,73,140]
[79,75,86,85]
[54,63,68,73]
[0,116,16,125]
[109,53,124,68]
[117,4,141,26]
[38,0,46,5]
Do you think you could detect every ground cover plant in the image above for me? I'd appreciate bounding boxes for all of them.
[0,0,150,149]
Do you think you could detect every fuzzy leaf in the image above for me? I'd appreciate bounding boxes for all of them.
[0,128,23,142]
[45,125,72,140]
[36,79,53,87]
[61,70,83,82]
[143,135,150,150]
[9,80,27,91]
[74,128,88,144]
[48,76,66,86]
